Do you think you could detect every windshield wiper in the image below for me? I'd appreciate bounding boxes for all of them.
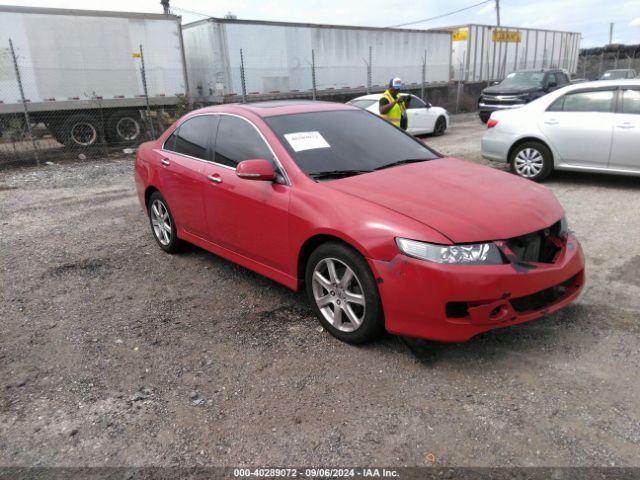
[374,158,430,171]
[308,169,372,180]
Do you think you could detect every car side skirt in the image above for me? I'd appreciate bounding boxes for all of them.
[179,228,299,291]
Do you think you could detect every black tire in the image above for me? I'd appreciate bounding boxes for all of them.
[479,112,491,123]
[58,113,102,148]
[105,110,143,145]
[305,242,384,344]
[147,191,181,254]
[509,141,554,182]
[433,116,447,136]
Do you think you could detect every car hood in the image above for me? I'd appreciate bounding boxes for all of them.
[325,158,563,243]
[482,85,539,95]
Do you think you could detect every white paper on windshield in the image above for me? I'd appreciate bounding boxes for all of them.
[506,72,516,78]
[284,131,330,152]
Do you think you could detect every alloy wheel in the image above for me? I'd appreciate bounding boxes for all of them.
[514,147,544,178]
[311,258,366,332]
[151,199,172,245]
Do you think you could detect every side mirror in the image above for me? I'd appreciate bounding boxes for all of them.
[425,102,432,109]
[546,81,558,91]
[236,159,276,181]
[491,81,500,86]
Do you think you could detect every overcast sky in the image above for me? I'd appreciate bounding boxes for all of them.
[2,0,639,47]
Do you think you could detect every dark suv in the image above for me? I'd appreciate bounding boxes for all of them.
[478,69,570,123]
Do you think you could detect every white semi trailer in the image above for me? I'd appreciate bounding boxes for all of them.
[182,17,453,102]
[0,6,188,147]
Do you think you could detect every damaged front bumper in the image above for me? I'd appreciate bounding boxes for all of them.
[370,234,585,342]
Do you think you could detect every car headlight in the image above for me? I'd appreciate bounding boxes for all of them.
[396,238,504,265]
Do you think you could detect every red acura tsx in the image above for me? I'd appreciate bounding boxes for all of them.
[134,100,584,344]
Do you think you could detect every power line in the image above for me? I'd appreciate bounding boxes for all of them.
[388,0,494,28]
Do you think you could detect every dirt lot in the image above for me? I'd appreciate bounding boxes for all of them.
[1,113,639,468]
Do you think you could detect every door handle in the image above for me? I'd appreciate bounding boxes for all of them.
[160,158,170,166]
[207,174,222,184]
[544,119,559,125]
[617,123,635,129]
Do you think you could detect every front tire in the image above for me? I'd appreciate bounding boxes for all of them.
[148,191,180,253]
[305,242,384,344]
[433,116,447,136]
[509,141,553,182]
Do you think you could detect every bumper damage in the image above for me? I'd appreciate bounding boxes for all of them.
[370,233,585,342]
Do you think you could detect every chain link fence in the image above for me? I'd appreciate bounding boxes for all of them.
[577,50,640,80]
[0,38,188,168]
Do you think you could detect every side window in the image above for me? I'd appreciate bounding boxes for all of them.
[548,90,614,113]
[558,72,569,85]
[546,72,558,86]
[164,130,178,151]
[407,95,427,109]
[170,116,216,160]
[214,116,275,168]
[621,89,640,115]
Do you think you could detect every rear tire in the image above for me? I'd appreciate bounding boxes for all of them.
[148,191,181,253]
[105,110,143,145]
[509,141,553,182]
[305,242,384,344]
[479,112,491,123]
[58,113,102,148]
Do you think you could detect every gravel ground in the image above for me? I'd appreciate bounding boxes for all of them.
[1,113,639,468]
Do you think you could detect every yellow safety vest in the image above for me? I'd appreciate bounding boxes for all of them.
[381,89,406,128]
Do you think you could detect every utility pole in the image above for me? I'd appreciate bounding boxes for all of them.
[609,22,614,44]
[496,0,501,26]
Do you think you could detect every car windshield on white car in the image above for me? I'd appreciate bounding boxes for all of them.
[499,71,545,88]
[265,110,438,180]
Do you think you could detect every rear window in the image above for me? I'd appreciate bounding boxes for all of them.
[264,110,438,176]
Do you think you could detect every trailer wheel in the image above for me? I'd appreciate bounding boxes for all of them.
[58,113,102,148]
[106,110,142,144]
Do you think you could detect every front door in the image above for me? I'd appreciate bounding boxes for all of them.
[539,88,616,168]
[202,115,291,274]
[609,88,640,171]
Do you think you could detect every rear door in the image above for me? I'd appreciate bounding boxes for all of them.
[202,115,291,273]
[406,95,434,134]
[609,87,640,171]
[159,115,218,237]
[539,88,616,168]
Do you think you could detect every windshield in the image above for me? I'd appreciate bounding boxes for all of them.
[264,110,438,177]
[499,71,544,88]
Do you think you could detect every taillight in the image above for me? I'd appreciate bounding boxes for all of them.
[487,119,498,128]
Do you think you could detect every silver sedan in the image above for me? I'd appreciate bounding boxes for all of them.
[481,79,640,181]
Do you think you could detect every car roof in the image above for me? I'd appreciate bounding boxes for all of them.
[348,94,384,101]
[567,79,640,88]
[604,69,635,72]
[192,99,359,118]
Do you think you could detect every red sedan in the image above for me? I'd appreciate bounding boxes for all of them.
[134,100,585,344]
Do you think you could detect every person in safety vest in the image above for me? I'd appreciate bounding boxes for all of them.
[379,77,408,130]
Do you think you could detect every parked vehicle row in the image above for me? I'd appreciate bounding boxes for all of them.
[482,79,640,181]
[135,100,584,345]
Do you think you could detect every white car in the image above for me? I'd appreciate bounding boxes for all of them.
[347,93,449,136]
[482,79,640,181]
